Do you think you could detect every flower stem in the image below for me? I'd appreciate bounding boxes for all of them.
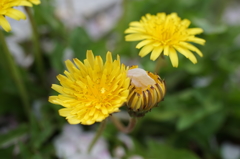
[0,30,31,119]
[87,120,107,154]
[110,115,137,133]
[154,55,165,73]
[25,7,45,85]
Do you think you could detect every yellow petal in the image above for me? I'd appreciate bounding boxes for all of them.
[187,28,204,35]
[174,45,197,64]
[67,116,81,124]
[18,1,33,7]
[86,50,95,67]
[150,46,163,61]
[95,113,107,122]
[5,8,26,21]
[186,52,197,64]
[181,19,191,27]
[187,36,206,45]
[139,44,154,57]
[129,21,142,27]
[136,40,152,49]
[163,46,169,56]
[173,45,189,58]
[73,58,87,75]
[52,84,65,94]
[28,0,41,5]
[125,27,145,33]
[48,96,59,104]
[179,42,203,57]
[168,47,178,67]
[59,108,71,117]
[125,34,149,41]
[157,12,166,19]
[106,51,113,64]
[65,60,76,74]
[84,120,95,125]
[0,15,11,32]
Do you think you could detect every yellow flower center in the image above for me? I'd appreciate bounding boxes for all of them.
[143,14,188,46]
[0,1,7,10]
[125,12,205,66]
[49,51,130,125]
[100,87,106,94]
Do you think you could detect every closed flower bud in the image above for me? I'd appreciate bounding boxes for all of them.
[126,66,166,117]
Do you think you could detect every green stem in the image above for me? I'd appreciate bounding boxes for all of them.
[87,120,107,153]
[110,115,137,133]
[154,55,165,73]
[0,30,31,119]
[25,7,45,85]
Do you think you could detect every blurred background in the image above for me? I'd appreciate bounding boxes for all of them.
[1,0,240,158]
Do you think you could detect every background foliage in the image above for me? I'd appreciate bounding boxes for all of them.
[1,0,240,158]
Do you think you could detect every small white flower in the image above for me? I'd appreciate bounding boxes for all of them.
[54,124,112,159]
[221,142,240,159]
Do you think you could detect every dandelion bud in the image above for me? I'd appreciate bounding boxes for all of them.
[126,66,166,117]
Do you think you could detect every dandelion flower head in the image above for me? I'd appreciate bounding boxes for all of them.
[0,0,32,32]
[125,12,206,67]
[127,66,166,117]
[49,51,130,125]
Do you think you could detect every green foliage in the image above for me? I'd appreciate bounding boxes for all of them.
[146,140,200,159]
[124,140,200,159]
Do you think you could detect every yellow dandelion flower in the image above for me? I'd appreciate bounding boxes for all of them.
[27,0,40,5]
[125,13,206,67]
[0,0,32,32]
[49,50,130,125]
[127,66,166,117]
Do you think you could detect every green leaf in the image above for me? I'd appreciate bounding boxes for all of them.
[177,108,206,131]
[129,140,200,159]
[0,146,14,158]
[146,140,200,159]
[32,126,55,149]
[177,101,223,131]
[49,42,65,73]
[29,106,57,149]
[0,124,28,147]
[69,27,91,60]
[31,154,43,159]
[19,142,32,159]
[193,18,227,34]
